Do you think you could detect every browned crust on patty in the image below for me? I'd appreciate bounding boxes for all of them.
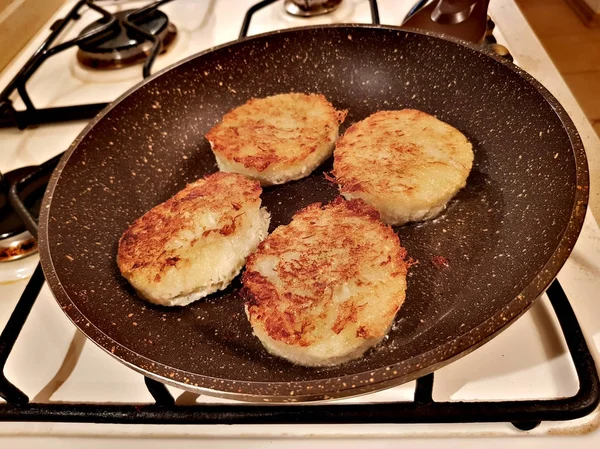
[242,197,408,348]
[117,172,261,280]
[206,93,347,171]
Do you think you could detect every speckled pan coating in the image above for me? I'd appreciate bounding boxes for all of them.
[38,25,588,403]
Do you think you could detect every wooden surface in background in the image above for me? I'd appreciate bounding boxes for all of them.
[565,0,600,27]
[516,0,600,137]
[0,0,65,72]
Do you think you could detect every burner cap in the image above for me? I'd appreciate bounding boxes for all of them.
[0,166,46,262]
[284,0,343,17]
[77,9,177,70]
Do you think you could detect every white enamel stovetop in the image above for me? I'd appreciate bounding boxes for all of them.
[0,1,599,448]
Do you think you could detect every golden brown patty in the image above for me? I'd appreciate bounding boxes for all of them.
[206,93,347,185]
[333,109,473,225]
[117,172,270,306]
[242,197,408,367]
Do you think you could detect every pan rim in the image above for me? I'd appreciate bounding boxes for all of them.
[38,24,589,402]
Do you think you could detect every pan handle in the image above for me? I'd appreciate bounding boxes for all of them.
[239,0,381,39]
[431,0,479,25]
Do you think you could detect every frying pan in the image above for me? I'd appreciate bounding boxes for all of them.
[38,25,588,402]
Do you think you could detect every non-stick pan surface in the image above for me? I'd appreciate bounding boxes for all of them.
[39,25,588,402]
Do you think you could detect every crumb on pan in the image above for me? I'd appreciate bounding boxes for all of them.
[431,255,449,269]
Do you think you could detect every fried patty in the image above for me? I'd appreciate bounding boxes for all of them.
[333,109,473,225]
[206,93,347,186]
[117,172,270,306]
[242,197,408,367]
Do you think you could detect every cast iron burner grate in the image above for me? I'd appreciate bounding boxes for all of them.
[77,8,177,71]
[0,167,46,262]
[0,184,598,429]
[0,0,176,129]
[0,0,510,130]
[0,0,598,429]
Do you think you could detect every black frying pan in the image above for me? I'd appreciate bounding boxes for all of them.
[38,25,588,402]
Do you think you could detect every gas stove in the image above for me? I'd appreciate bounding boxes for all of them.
[0,1,599,447]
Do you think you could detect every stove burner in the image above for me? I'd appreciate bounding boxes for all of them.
[77,9,177,70]
[284,0,343,17]
[0,167,46,262]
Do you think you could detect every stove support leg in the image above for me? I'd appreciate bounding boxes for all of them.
[144,376,175,406]
[511,421,541,431]
[414,374,434,405]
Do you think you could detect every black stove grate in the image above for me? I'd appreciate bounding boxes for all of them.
[0,246,598,428]
[0,0,506,130]
[0,0,175,129]
[0,0,598,430]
